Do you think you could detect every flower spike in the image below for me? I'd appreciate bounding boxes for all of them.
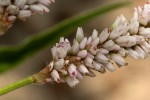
[0,0,55,35]
[35,1,150,87]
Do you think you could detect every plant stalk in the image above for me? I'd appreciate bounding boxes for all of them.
[0,76,34,96]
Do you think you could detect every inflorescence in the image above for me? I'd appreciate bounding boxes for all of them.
[0,0,55,35]
[35,1,150,88]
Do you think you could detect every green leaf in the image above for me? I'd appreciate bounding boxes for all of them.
[0,1,131,73]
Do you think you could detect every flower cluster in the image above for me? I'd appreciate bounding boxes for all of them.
[0,0,55,35]
[38,1,150,87]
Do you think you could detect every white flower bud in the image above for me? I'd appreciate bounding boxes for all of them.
[140,44,150,53]
[92,29,98,40]
[78,64,89,75]
[99,28,110,44]
[84,56,94,68]
[112,15,127,29]
[115,15,127,25]
[64,39,71,52]
[93,61,103,71]
[68,64,77,77]
[15,0,27,8]
[59,37,64,43]
[51,46,58,60]
[8,16,16,22]
[144,3,150,22]
[71,39,79,55]
[99,48,109,54]
[89,46,98,55]
[23,5,29,10]
[103,40,116,51]
[91,37,99,47]
[54,59,65,70]
[29,4,44,14]
[112,16,121,28]
[133,35,145,44]
[87,69,96,77]
[111,15,129,38]
[77,50,87,58]
[76,27,84,42]
[87,52,94,59]
[134,46,147,59]
[51,69,60,83]
[76,70,83,80]
[86,36,92,46]
[7,5,19,15]
[109,28,121,40]
[56,47,67,59]
[139,27,150,38]
[65,77,79,88]
[104,62,116,72]
[116,35,137,47]
[37,4,50,13]
[80,37,87,49]
[110,53,128,67]
[118,48,128,57]
[129,11,139,35]
[143,42,150,49]
[127,48,140,59]
[113,44,121,51]
[18,10,32,19]
[140,42,150,53]
[65,38,69,42]
[96,53,109,63]
[136,6,149,26]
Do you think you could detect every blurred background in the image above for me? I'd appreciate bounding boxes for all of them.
[0,0,150,100]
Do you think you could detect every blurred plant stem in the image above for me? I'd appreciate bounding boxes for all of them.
[0,76,34,96]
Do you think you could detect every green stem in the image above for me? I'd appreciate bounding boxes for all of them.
[0,76,34,96]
